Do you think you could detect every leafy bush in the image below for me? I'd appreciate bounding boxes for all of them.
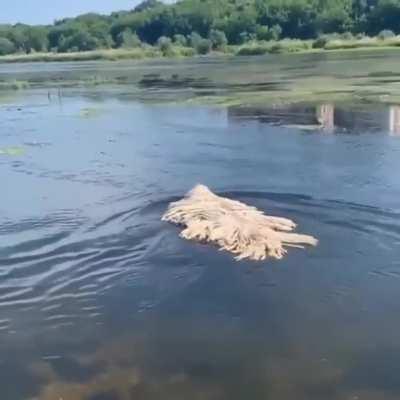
[0,38,16,55]
[195,38,212,54]
[173,34,188,46]
[177,47,196,57]
[270,24,282,41]
[270,40,311,54]
[340,31,353,40]
[189,32,202,48]
[173,34,187,46]
[255,25,270,41]
[117,29,141,48]
[378,29,395,40]
[313,36,329,49]
[209,29,227,50]
[238,32,249,44]
[237,45,268,56]
[59,31,99,52]
[157,36,173,56]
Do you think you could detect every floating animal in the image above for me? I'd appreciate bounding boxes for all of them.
[162,185,318,261]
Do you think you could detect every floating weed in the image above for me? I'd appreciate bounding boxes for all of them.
[0,146,25,156]
[0,80,30,90]
[79,107,102,118]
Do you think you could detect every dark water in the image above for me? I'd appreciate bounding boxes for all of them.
[1,52,400,400]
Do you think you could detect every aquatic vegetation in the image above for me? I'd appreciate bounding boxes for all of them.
[0,36,399,66]
[163,185,317,261]
[0,48,161,64]
[323,36,400,51]
[34,366,140,400]
[79,107,102,118]
[0,146,25,156]
[236,45,269,56]
[0,80,30,90]
[237,39,313,56]
[270,40,313,54]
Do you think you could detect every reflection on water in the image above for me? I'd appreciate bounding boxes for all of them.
[1,56,400,399]
[228,102,400,135]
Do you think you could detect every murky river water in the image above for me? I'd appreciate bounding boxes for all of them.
[1,51,400,400]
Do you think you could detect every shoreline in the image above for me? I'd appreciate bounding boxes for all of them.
[0,39,399,64]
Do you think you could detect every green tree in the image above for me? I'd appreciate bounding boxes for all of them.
[195,38,212,54]
[189,31,202,47]
[209,29,227,49]
[315,6,353,33]
[0,37,16,55]
[25,27,49,52]
[59,31,99,52]
[117,29,142,47]
[270,24,282,40]
[256,25,271,41]
[368,0,400,34]
[134,0,163,13]
[0,0,398,56]
[173,34,187,46]
[7,25,29,52]
[157,35,173,56]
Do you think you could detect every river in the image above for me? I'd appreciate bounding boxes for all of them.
[1,51,400,400]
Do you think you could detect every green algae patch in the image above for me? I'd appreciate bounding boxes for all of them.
[0,147,26,156]
[79,107,103,118]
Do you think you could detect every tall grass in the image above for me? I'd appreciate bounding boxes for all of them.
[323,36,400,50]
[0,48,161,63]
[0,80,29,89]
[0,46,197,64]
[236,39,313,56]
[0,36,399,65]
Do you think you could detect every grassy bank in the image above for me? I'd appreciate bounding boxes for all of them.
[0,35,400,64]
[0,46,195,63]
[236,35,400,55]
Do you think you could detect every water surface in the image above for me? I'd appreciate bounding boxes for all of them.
[1,51,400,400]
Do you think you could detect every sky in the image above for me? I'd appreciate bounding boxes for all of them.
[1,0,148,25]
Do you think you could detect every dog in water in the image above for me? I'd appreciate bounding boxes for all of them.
[162,185,318,261]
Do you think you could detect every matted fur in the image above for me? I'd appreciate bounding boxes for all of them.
[162,185,318,261]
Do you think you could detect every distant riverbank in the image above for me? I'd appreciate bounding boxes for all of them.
[0,36,400,64]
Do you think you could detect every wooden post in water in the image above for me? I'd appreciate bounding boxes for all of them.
[316,104,334,132]
[389,105,400,135]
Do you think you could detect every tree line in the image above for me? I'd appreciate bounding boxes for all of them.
[0,0,399,55]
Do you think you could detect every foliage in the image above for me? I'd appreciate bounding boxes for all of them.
[237,44,269,55]
[368,0,400,35]
[117,29,142,47]
[189,32,203,47]
[378,29,395,39]
[195,38,212,54]
[256,25,271,41]
[0,0,397,57]
[59,31,99,52]
[209,29,227,50]
[173,34,188,46]
[134,0,163,13]
[313,35,329,48]
[270,24,283,41]
[341,31,354,40]
[0,38,16,55]
[157,36,173,56]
